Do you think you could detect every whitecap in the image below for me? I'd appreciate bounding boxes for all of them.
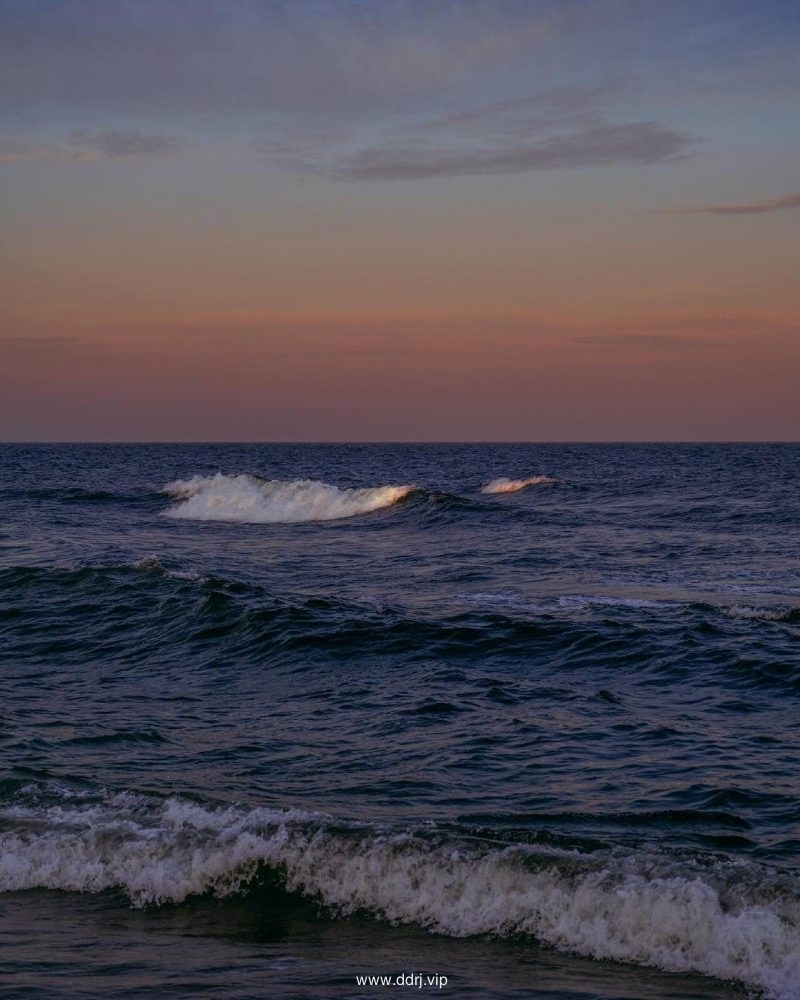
[555,594,672,611]
[132,556,203,581]
[479,476,556,494]
[726,605,794,622]
[162,474,414,524]
[460,592,674,614]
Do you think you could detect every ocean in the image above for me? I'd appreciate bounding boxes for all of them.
[0,442,798,999]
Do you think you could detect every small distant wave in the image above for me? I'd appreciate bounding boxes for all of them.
[163,474,415,524]
[131,556,204,581]
[462,592,675,614]
[726,605,799,623]
[0,558,204,587]
[479,476,556,494]
[1,785,798,999]
[462,590,800,624]
[0,486,143,504]
[554,594,669,611]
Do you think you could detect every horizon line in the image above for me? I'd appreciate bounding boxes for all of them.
[1,440,798,447]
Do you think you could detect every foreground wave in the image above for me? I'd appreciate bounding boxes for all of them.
[1,783,798,999]
[163,473,415,523]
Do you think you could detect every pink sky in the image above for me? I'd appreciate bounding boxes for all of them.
[1,0,798,440]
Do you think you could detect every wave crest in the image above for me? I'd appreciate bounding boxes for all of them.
[1,788,799,998]
[479,476,556,494]
[163,474,414,523]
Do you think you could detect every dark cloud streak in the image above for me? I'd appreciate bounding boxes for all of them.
[262,86,696,180]
[326,120,694,180]
[0,130,180,163]
[69,129,179,158]
[681,190,800,215]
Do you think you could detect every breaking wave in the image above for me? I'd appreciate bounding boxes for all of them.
[479,476,556,494]
[1,785,798,999]
[163,474,414,523]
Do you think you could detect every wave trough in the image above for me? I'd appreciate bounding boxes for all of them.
[163,473,414,523]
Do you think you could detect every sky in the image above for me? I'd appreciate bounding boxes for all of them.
[1,0,798,441]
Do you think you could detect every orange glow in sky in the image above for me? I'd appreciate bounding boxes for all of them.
[1,1,798,440]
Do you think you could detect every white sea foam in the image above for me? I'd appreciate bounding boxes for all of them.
[555,594,670,611]
[479,476,556,494]
[726,605,795,622]
[132,556,203,581]
[162,474,414,523]
[462,592,674,614]
[463,591,799,622]
[1,791,799,998]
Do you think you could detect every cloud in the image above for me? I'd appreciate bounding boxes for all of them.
[0,0,565,115]
[13,1,781,184]
[0,137,89,163]
[0,0,795,167]
[572,332,727,350]
[1,334,83,350]
[570,311,799,351]
[69,128,179,158]
[0,130,180,164]
[259,86,695,180]
[326,120,693,180]
[681,190,800,215]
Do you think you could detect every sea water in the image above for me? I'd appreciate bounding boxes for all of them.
[0,443,798,998]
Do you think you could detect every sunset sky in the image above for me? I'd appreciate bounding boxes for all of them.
[1,0,798,441]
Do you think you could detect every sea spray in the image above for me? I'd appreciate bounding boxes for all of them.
[2,788,799,998]
[163,473,414,523]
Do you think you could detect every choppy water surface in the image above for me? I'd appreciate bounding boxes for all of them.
[1,443,798,999]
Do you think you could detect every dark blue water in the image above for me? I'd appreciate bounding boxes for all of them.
[1,443,798,999]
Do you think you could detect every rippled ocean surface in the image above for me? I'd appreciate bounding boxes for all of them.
[1,443,799,999]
